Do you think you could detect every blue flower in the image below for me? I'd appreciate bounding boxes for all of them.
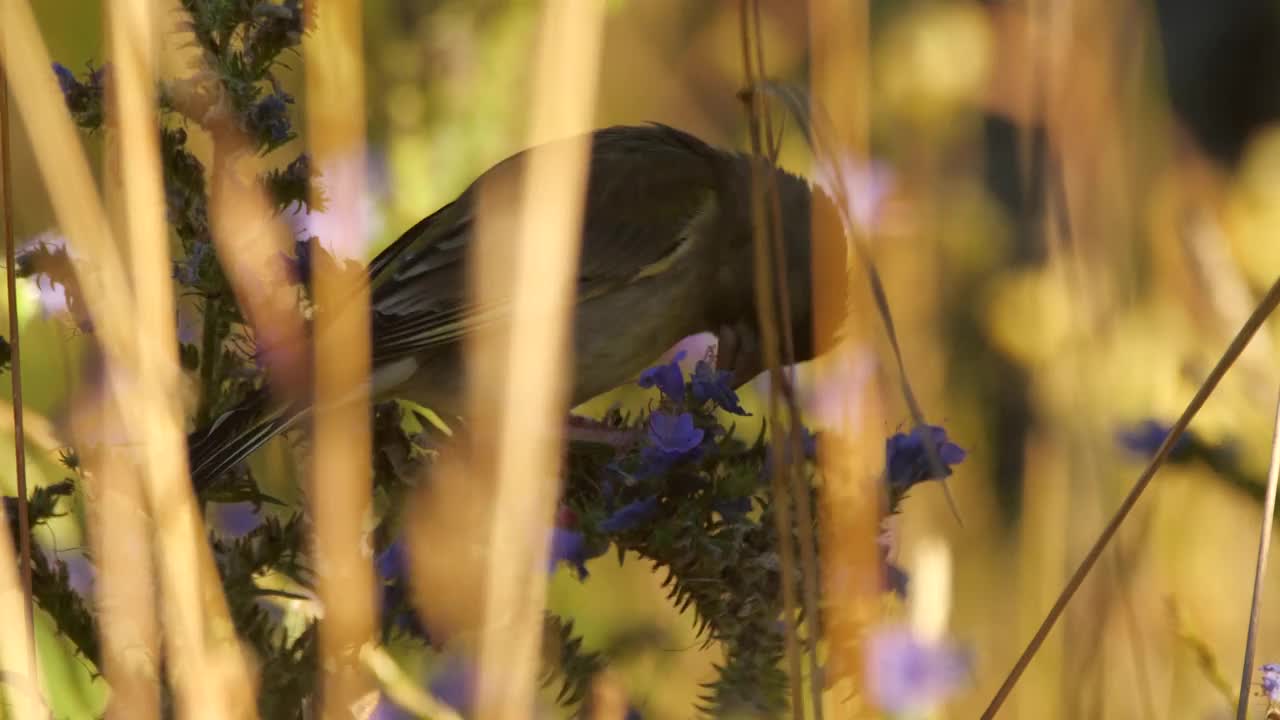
[638,351,686,402]
[690,360,749,416]
[637,411,705,476]
[367,695,414,720]
[45,550,96,599]
[213,501,262,538]
[866,627,970,713]
[885,425,966,490]
[1117,419,1191,459]
[601,497,660,533]
[281,237,313,287]
[367,658,475,718]
[884,562,909,599]
[648,411,704,456]
[549,528,595,580]
[49,62,107,125]
[377,540,406,581]
[173,242,210,285]
[1262,663,1280,703]
[430,658,475,712]
[376,540,429,640]
[52,63,77,99]
[248,90,294,147]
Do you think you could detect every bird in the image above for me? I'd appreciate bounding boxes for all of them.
[188,123,835,491]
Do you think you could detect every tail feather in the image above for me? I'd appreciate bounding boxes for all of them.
[188,390,308,492]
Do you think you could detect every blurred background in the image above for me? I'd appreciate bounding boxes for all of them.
[7,0,1280,717]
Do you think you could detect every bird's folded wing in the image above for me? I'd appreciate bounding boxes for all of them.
[366,124,724,365]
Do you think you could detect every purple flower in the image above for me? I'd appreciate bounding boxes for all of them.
[173,242,210,285]
[52,63,77,99]
[248,89,294,147]
[648,411,703,456]
[213,502,262,538]
[376,540,429,641]
[1262,663,1280,703]
[600,497,660,534]
[60,551,96,599]
[1117,419,1191,459]
[366,658,475,719]
[884,563,910,598]
[280,237,314,287]
[430,658,475,712]
[49,62,107,126]
[885,425,966,490]
[866,626,969,713]
[367,695,414,720]
[690,360,749,416]
[638,351,686,402]
[377,540,406,581]
[549,528,596,580]
[636,411,705,477]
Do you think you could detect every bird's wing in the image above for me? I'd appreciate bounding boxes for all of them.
[367,124,726,363]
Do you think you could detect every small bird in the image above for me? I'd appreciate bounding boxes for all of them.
[189,124,833,490]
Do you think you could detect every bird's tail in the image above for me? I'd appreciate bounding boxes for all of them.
[187,389,308,492]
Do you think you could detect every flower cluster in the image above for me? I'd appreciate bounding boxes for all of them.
[866,626,971,714]
[885,424,967,501]
[550,351,755,577]
[1117,419,1194,459]
[51,62,107,129]
[375,539,430,642]
[878,423,966,597]
[1263,663,1280,707]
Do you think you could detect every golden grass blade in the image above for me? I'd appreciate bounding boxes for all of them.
[0,58,39,699]
[107,1,256,716]
[1234,387,1280,719]
[2,0,257,714]
[359,644,465,720]
[76,395,161,720]
[472,2,603,718]
[981,273,1280,718]
[807,0,888,714]
[302,2,378,716]
[0,23,36,701]
[738,3,805,715]
[0,0,134,370]
[0,519,42,718]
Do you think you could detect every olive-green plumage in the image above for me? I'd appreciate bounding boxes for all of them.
[189,124,831,489]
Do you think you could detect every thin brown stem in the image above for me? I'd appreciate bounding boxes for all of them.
[981,273,1280,718]
[746,2,825,716]
[1234,386,1280,718]
[738,2,804,717]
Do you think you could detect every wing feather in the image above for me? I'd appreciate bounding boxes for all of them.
[367,124,727,366]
